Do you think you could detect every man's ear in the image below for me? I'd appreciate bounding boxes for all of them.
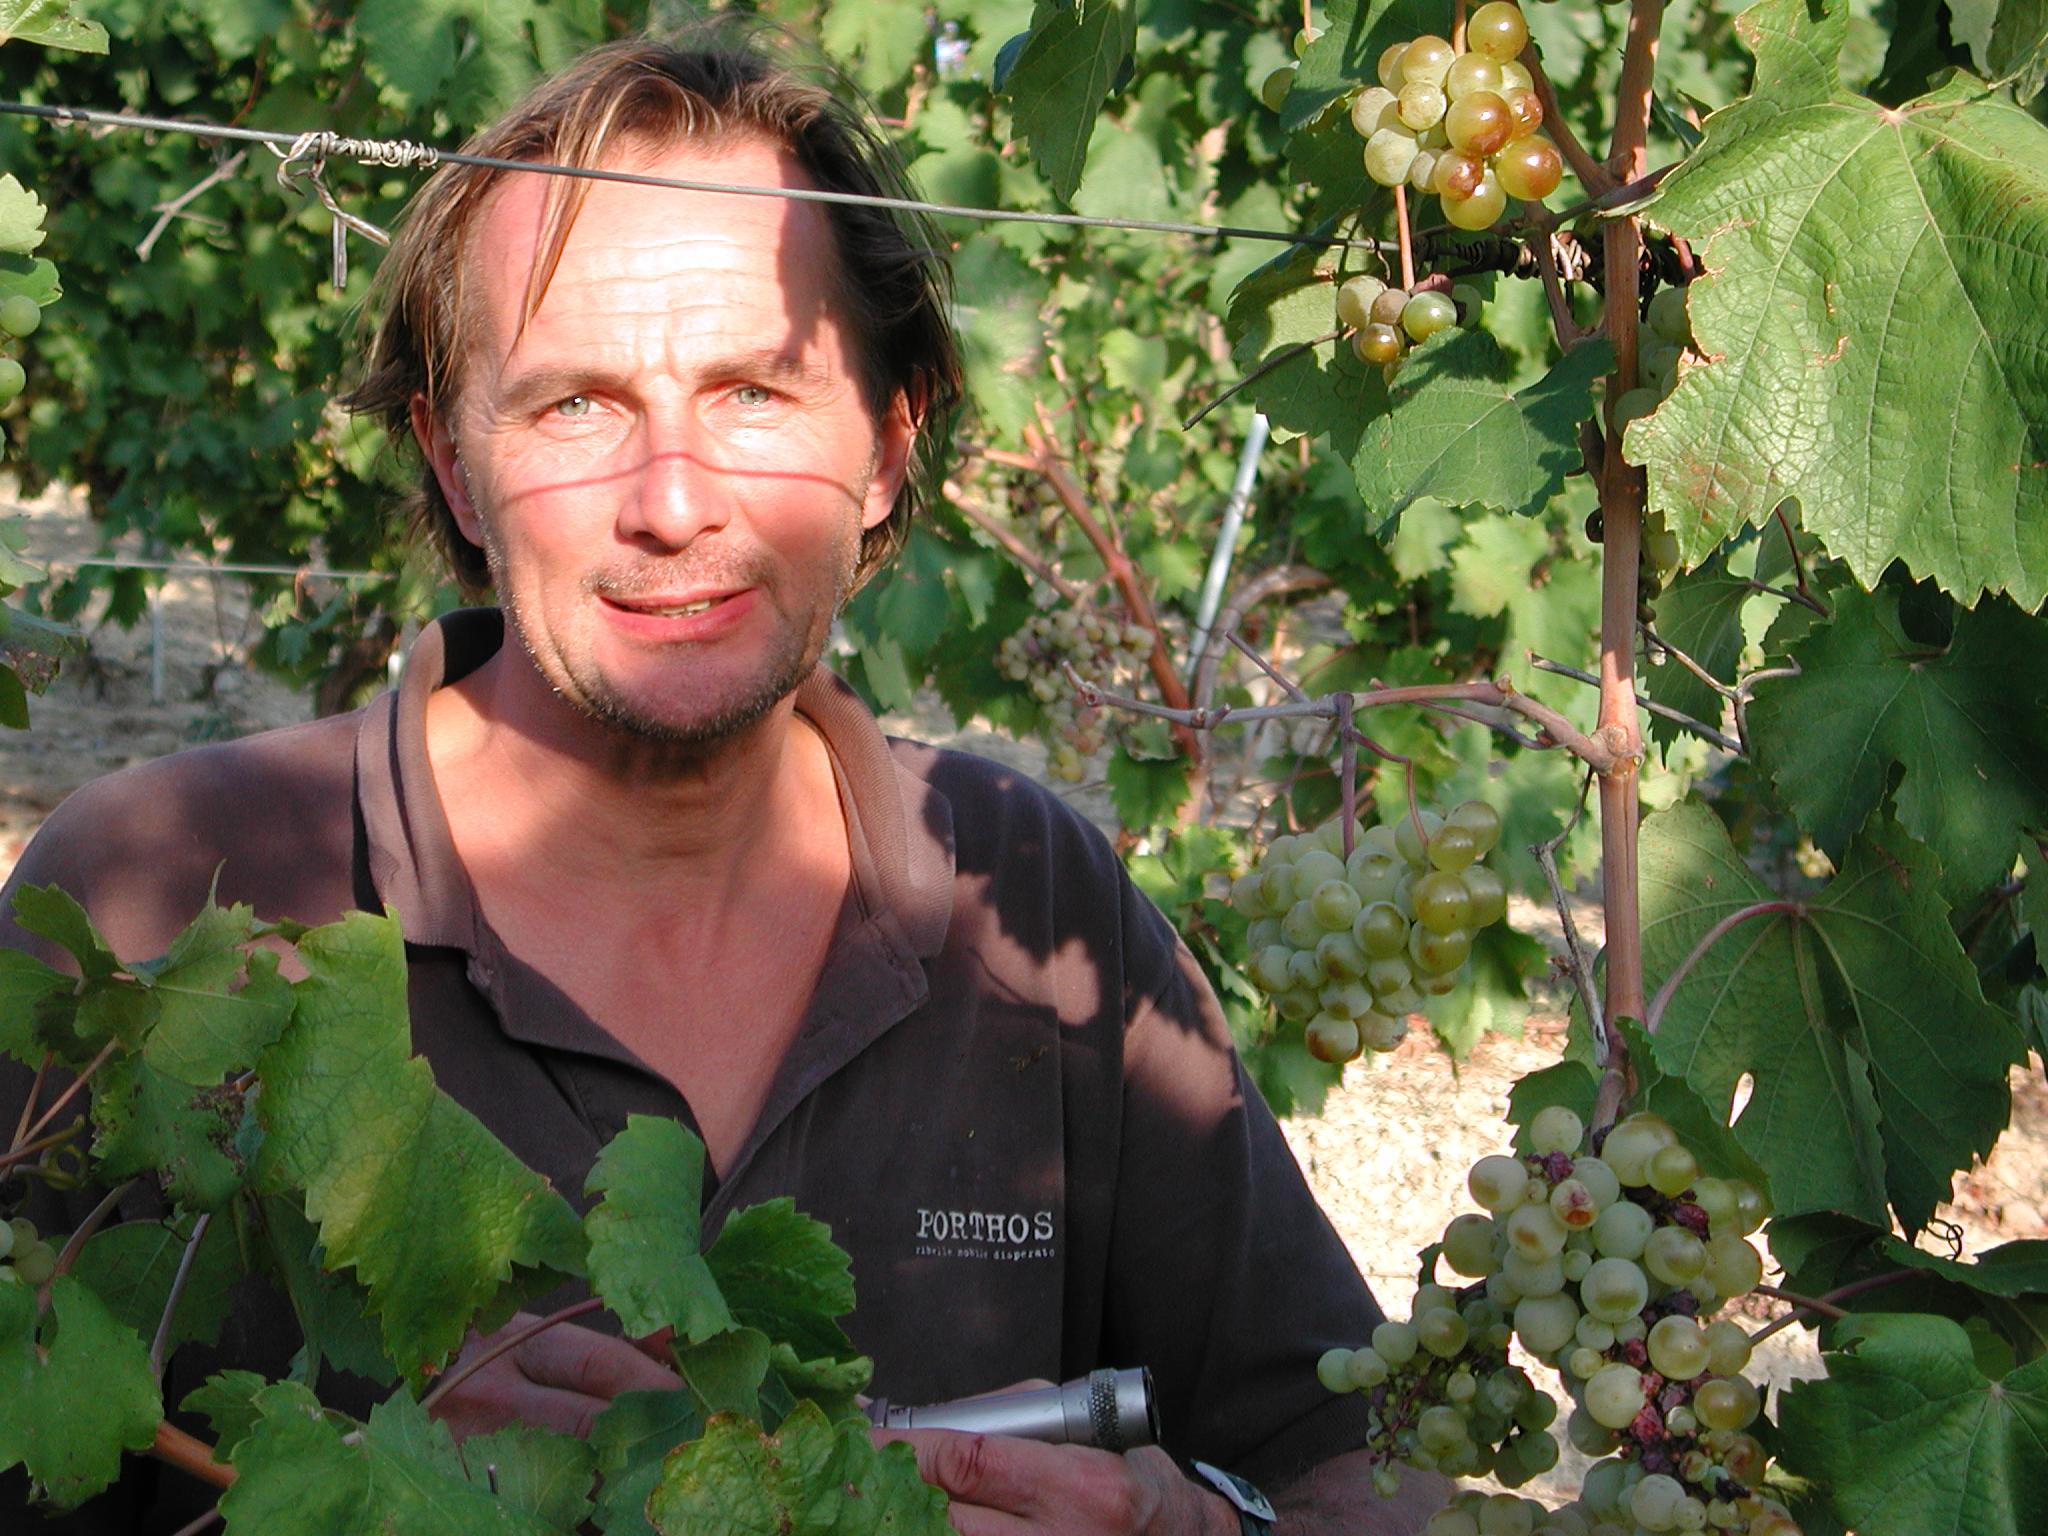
[409,394,484,545]
[859,390,919,534]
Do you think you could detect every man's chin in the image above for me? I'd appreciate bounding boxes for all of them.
[569,669,806,755]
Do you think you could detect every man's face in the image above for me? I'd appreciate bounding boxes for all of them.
[419,133,912,747]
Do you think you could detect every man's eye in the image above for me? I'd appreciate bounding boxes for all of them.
[734,385,772,407]
[554,395,593,418]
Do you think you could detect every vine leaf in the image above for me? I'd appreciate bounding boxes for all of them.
[1949,0,2048,100]
[704,1198,858,1367]
[253,911,586,1382]
[1641,553,1754,755]
[1638,802,2024,1233]
[646,1400,951,1536]
[1778,1313,2048,1536]
[590,1391,703,1536]
[1635,0,2048,606]
[217,1384,587,1535]
[73,1211,241,1359]
[1352,335,1613,523]
[139,900,295,1086]
[1771,1211,2048,1362]
[0,0,108,53]
[583,1114,733,1344]
[0,175,47,258]
[0,1277,162,1508]
[1747,585,2048,898]
[92,1054,247,1211]
[1000,0,1137,205]
[1223,234,1388,456]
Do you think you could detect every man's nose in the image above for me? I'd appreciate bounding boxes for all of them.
[615,425,734,551]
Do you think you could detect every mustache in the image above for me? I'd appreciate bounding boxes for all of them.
[585,555,775,601]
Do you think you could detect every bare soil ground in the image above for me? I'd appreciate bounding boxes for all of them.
[7,482,2044,1490]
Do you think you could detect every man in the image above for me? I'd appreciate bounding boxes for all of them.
[2,34,1438,1536]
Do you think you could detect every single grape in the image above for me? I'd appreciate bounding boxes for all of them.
[1316,929,1369,981]
[1292,848,1346,898]
[1501,1250,1565,1297]
[1412,870,1474,933]
[1450,282,1484,325]
[1281,900,1324,950]
[1502,89,1545,139]
[1731,1180,1770,1234]
[1424,1509,1481,1536]
[1580,1255,1650,1322]
[1361,1010,1408,1052]
[1442,799,1500,855]
[1445,52,1505,99]
[1378,42,1410,90]
[1469,1152,1531,1211]
[1401,291,1459,344]
[1274,987,1317,1022]
[1407,149,1441,194]
[1585,1363,1646,1431]
[1345,1346,1391,1388]
[1347,848,1406,904]
[1494,136,1563,201]
[1418,1404,1469,1454]
[1366,955,1413,997]
[1549,1178,1598,1229]
[1528,1104,1584,1155]
[1467,1,1530,61]
[1426,822,1480,870]
[1393,810,1444,865]
[1561,1248,1592,1283]
[1442,1212,1497,1276]
[1702,1318,1753,1375]
[1647,1314,1709,1380]
[1336,274,1389,330]
[1316,1346,1354,1393]
[1570,1155,1621,1209]
[1408,923,1472,976]
[1373,1318,1420,1366]
[1705,1233,1763,1297]
[1646,284,1691,344]
[1398,81,1448,131]
[1319,979,1374,1017]
[1365,126,1422,187]
[0,294,42,338]
[1444,172,1508,231]
[1575,1314,1616,1351]
[1350,86,1400,141]
[1419,1307,1470,1357]
[1644,1225,1708,1286]
[1694,1374,1761,1431]
[1514,1292,1580,1355]
[13,1242,57,1287]
[1445,91,1514,157]
[1639,338,1682,395]
[0,357,25,403]
[1630,1473,1685,1533]
[1353,900,1409,958]
[1369,286,1412,328]
[1401,35,1458,87]
[1292,24,1323,57]
[1250,945,1294,993]
[1499,59,1535,94]
[1568,1408,1619,1458]
[1600,1115,1673,1185]
[1504,1202,1568,1260]
[1648,1142,1699,1196]
[1355,322,1405,367]
[1311,877,1363,930]
[1286,949,1324,991]
[1260,65,1297,111]
[1611,386,1662,433]
[1305,1013,1362,1063]
[1431,150,1486,201]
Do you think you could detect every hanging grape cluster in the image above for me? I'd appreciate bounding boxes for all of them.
[1230,800,1510,1064]
[0,1214,58,1288]
[1320,1104,1805,1535]
[995,607,1152,783]
[1337,272,1480,369]
[0,293,41,405]
[1356,3,1563,232]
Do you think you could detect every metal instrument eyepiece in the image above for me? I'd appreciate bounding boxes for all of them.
[866,1366,1158,1453]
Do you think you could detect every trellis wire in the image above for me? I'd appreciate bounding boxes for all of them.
[0,99,1393,255]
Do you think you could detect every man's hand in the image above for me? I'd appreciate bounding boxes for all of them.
[429,1310,683,1441]
[877,1430,1240,1536]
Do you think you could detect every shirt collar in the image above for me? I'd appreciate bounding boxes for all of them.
[352,608,955,961]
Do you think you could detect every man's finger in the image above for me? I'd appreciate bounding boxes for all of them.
[514,1322,683,1400]
[435,1377,616,1441]
[876,1428,1075,1515]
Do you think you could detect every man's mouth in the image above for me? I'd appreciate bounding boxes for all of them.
[604,589,743,618]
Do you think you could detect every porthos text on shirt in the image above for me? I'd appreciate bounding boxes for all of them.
[913,1206,1056,1261]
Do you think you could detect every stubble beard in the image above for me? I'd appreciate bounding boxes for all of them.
[485,523,861,759]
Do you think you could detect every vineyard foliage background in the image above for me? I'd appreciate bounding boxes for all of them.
[0,0,2045,1531]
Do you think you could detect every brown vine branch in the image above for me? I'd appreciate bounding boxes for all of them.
[942,480,1079,600]
[12,1039,120,1156]
[1535,766,1606,1064]
[10,1050,50,1146]
[1773,504,1828,615]
[43,1178,136,1307]
[417,1295,609,1417]
[1636,628,1738,701]
[1533,653,1740,753]
[1749,1270,1922,1344]
[1530,222,1585,347]
[1190,566,1332,711]
[1643,900,1805,1033]
[151,1214,214,1379]
[1003,425,1201,761]
[150,1420,235,1492]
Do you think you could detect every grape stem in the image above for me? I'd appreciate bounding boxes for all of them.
[151,1213,215,1380]
[1774,504,1829,615]
[1530,654,1740,754]
[1182,327,1342,431]
[1748,1270,1920,1343]
[1393,184,1417,292]
[995,427,1201,763]
[8,1038,120,1161]
[1337,694,1358,857]
[9,1050,50,1146]
[1643,900,1806,1033]
[1533,765,1606,1059]
[940,477,1081,600]
[1064,672,1619,770]
[1189,567,1332,713]
[40,1177,137,1310]
[417,1295,610,1417]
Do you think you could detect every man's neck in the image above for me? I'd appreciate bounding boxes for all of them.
[423,646,845,910]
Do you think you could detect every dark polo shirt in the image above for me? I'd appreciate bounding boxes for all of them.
[0,609,1378,1530]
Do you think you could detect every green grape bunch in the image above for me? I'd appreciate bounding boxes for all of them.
[996,606,1153,783]
[1326,1103,1806,1535]
[0,1214,59,1288]
[1337,272,1481,370]
[1230,800,1511,1065]
[0,292,44,406]
[1354,4,1564,234]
